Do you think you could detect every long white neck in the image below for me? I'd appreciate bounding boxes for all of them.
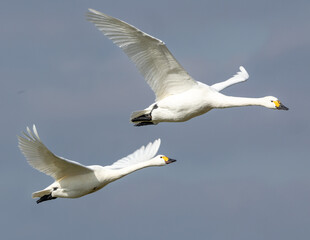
[109,158,161,181]
[213,94,266,109]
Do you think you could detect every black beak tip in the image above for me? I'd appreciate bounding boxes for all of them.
[167,158,177,164]
[278,104,289,111]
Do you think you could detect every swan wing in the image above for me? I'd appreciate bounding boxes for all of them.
[211,66,249,92]
[108,139,161,169]
[18,125,94,180]
[86,9,197,101]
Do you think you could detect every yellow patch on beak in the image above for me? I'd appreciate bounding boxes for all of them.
[162,156,169,162]
[273,100,281,108]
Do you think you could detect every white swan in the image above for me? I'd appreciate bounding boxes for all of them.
[18,125,176,204]
[86,9,288,126]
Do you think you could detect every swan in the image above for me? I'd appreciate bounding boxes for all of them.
[18,125,176,204]
[86,9,288,126]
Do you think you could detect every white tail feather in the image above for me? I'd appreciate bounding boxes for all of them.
[32,189,51,198]
[130,110,150,122]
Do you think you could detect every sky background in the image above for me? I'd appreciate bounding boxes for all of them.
[1,0,310,239]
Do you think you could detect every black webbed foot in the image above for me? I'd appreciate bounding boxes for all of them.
[36,193,57,204]
[134,122,155,127]
[131,114,152,122]
[131,104,158,123]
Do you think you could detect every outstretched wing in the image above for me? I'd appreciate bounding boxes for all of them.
[211,66,249,92]
[86,9,197,101]
[108,139,161,170]
[18,125,93,180]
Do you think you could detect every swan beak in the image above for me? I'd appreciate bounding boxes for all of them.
[163,156,177,164]
[274,100,289,110]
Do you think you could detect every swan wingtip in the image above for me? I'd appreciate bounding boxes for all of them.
[239,66,249,78]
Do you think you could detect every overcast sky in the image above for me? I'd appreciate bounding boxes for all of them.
[1,0,310,239]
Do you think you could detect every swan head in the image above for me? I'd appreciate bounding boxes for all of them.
[263,96,289,110]
[155,155,177,166]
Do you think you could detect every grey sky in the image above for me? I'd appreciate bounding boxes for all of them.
[1,0,310,239]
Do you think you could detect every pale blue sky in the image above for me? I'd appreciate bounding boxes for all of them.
[1,0,309,239]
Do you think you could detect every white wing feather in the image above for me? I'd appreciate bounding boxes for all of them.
[86,9,197,101]
[18,125,93,180]
[108,139,161,169]
[211,66,249,92]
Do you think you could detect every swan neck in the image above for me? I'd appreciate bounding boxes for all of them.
[112,159,159,181]
[216,95,265,108]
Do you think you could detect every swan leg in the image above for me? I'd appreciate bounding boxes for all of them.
[134,122,155,127]
[131,113,152,122]
[131,104,158,124]
[36,193,57,204]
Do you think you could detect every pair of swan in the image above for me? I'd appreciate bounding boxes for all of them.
[19,9,288,203]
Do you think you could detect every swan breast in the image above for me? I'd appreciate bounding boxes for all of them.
[153,84,214,122]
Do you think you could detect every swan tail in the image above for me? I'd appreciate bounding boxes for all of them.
[130,104,158,126]
[130,110,152,123]
[130,110,156,126]
[32,189,52,198]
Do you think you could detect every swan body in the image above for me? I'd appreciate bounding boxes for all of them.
[87,9,288,126]
[18,125,176,203]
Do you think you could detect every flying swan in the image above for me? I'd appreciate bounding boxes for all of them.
[18,125,176,204]
[86,9,288,126]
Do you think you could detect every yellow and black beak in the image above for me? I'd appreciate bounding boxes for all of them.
[162,156,177,164]
[273,100,289,110]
